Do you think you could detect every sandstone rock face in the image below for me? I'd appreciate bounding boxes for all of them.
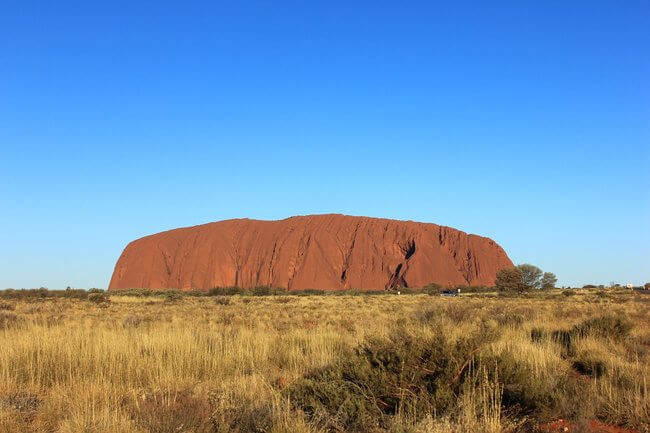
[108,214,513,291]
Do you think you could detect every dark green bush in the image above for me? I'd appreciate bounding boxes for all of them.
[285,325,500,431]
[88,293,109,304]
[481,351,566,416]
[87,288,105,294]
[572,315,632,341]
[293,289,326,296]
[252,286,273,296]
[572,356,607,378]
[251,286,287,296]
[529,327,576,357]
[551,329,576,356]
[164,292,183,303]
[208,287,247,296]
[532,315,633,358]
[530,328,546,343]
[423,283,442,295]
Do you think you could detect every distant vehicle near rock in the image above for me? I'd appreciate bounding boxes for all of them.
[440,290,458,297]
[109,214,513,292]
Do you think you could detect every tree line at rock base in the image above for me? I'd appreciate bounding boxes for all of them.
[4,264,647,297]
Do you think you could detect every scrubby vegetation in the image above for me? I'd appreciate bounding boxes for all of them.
[0,288,648,432]
[495,264,557,292]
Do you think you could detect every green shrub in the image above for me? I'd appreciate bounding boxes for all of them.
[530,328,546,343]
[87,288,105,294]
[423,283,442,295]
[252,286,273,296]
[251,286,287,296]
[164,292,183,302]
[285,326,500,431]
[293,289,326,296]
[495,267,524,292]
[208,287,247,296]
[88,293,109,304]
[572,355,607,378]
[532,316,633,358]
[481,351,566,416]
[551,329,576,356]
[573,315,632,341]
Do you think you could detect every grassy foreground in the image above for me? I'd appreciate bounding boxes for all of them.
[0,289,648,432]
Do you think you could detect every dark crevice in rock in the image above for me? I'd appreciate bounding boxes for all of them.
[404,240,416,260]
[389,263,408,288]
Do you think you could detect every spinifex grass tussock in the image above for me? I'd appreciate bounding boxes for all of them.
[0,289,648,432]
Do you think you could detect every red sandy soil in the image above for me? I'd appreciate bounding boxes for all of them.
[109,214,513,291]
[540,419,640,433]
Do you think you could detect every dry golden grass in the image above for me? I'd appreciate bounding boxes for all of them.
[0,289,648,432]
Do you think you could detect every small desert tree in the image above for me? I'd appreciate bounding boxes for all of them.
[495,267,524,292]
[540,272,557,290]
[517,264,543,290]
[644,282,650,290]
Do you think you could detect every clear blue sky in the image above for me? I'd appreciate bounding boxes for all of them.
[1,1,648,289]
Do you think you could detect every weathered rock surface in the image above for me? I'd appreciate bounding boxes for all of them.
[108,214,513,291]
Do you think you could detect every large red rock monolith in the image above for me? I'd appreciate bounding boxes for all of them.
[109,214,513,291]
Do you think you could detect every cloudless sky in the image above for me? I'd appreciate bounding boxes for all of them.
[1,0,648,289]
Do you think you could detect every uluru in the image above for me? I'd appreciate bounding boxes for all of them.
[108,214,513,291]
